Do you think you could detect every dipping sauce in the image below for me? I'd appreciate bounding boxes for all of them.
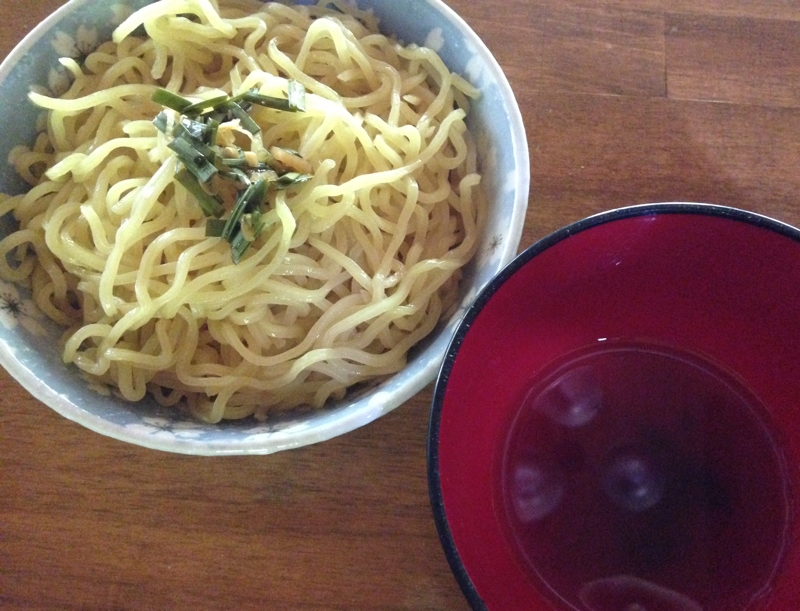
[500,342,791,611]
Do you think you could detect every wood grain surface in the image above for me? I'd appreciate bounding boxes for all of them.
[2,1,800,610]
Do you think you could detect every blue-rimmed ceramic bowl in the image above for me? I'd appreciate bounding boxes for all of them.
[0,0,529,454]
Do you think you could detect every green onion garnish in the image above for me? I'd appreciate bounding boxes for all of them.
[153,110,170,134]
[228,211,266,263]
[178,116,214,143]
[175,169,223,217]
[221,152,249,168]
[168,137,218,183]
[272,172,312,190]
[242,210,266,240]
[153,83,312,262]
[152,82,305,119]
[230,231,251,264]
[207,118,220,147]
[224,167,252,188]
[205,218,227,237]
[241,92,293,112]
[241,80,306,113]
[221,178,268,241]
[182,94,232,116]
[151,89,193,113]
[223,101,261,135]
[172,121,217,160]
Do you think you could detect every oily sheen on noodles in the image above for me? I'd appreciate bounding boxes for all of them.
[0,0,483,423]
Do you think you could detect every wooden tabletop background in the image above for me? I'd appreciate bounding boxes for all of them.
[3,1,800,609]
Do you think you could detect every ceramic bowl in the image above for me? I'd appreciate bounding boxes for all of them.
[429,203,800,611]
[0,0,529,454]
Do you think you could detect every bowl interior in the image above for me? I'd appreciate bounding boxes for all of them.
[0,0,529,454]
[430,203,800,611]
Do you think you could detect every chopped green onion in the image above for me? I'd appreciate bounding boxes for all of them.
[245,93,292,112]
[183,88,257,116]
[230,230,251,264]
[207,118,220,146]
[243,80,306,113]
[227,88,256,105]
[182,94,231,116]
[221,178,267,241]
[223,101,261,134]
[178,116,213,142]
[151,89,193,113]
[153,80,311,263]
[221,155,250,168]
[153,110,170,134]
[241,210,266,242]
[228,209,266,262]
[205,218,227,237]
[243,93,293,112]
[169,138,218,183]
[172,122,217,161]
[272,172,312,190]
[224,167,251,187]
[175,169,223,217]
[249,168,279,184]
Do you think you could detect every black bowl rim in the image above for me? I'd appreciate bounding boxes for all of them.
[426,201,800,610]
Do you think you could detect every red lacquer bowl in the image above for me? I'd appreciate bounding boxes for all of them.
[428,203,800,611]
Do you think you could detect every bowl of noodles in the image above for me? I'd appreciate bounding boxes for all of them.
[0,0,528,454]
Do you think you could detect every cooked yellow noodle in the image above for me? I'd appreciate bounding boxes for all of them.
[0,0,484,422]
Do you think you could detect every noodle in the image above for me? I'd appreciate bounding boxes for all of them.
[0,0,484,422]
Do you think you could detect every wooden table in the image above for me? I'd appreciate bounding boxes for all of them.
[3,1,800,609]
